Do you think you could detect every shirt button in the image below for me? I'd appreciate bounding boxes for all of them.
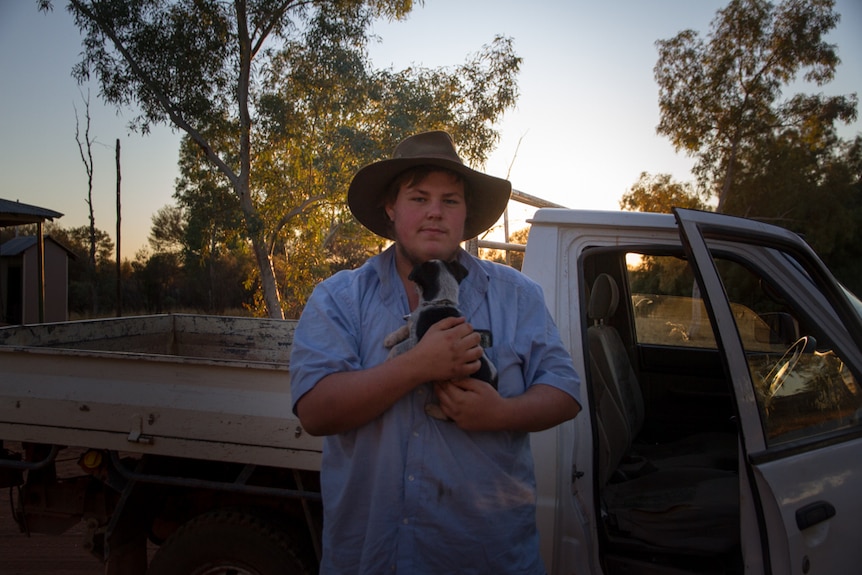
[408,475,415,481]
[412,431,419,437]
[403,518,409,525]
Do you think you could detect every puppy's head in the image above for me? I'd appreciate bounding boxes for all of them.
[409,259,468,303]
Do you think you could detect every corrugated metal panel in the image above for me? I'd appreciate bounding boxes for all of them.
[0,236,36,256]
[0,235,76,258]
[0,198,64,226]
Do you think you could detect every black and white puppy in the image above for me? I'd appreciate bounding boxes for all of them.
[384,259,498,419]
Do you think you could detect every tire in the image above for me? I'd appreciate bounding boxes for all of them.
[145,510,314,575]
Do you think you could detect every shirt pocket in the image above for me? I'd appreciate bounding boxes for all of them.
[485,341,526,398]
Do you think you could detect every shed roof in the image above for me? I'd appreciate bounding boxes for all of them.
[0,236,77,259]
[0,198,64,227]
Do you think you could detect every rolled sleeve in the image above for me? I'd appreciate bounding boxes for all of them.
[521,279,581,404]
[289,274,362,415]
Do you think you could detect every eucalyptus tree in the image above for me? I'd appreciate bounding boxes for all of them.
[619,172,709,214]
[148,204,186,255]
[43,0,519,317]
[166,5,520,315]
[654,0,856,212]
[654,0,862,292]
[176,27,521,316]
[250,22,521,314]
[40,0,416,318]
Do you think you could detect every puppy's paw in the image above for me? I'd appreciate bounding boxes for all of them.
[383,325,410,349]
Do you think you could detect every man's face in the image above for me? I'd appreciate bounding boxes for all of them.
[385,170,467,267]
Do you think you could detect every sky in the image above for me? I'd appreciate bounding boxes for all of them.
[1,0,860,260]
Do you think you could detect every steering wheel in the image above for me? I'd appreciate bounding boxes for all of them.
[765,336,810,399]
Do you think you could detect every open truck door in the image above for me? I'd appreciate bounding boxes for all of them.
[674,208,862,575]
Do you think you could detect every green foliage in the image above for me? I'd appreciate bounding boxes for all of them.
[628,255,695,299]
[148,204,186,254]
[620,172,710,213]
[653,0,862,294]
[480,226,528,271]
[52,224,115,266]
[175,8,520,314]
[65,0,235,133]
[134,250,184,313]
[53,0,518,317]
[654,0,850,210]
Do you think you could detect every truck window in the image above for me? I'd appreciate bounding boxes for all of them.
[713,257,862,445]
[627,253,716,348]
[626,253,775,351]
[628,250,862,445]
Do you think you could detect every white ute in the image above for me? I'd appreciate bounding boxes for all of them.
[2,207,862,574]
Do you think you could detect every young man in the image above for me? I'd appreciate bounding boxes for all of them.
[290,131,581,574]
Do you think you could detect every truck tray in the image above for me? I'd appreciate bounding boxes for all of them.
[0,314,322,471]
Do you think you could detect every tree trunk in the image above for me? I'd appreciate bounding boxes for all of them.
[236,181,283,319]
[234,0,282,320]
[716,139,739,214]
[252,235,283,319]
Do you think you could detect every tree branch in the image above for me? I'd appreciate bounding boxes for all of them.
[267,192,325,256]
[68,0,239,189]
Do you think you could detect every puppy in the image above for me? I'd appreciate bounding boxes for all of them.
[384,259,498,419]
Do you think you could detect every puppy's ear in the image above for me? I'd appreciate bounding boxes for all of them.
[408,261,432,290]
[407,265,421,284]
[446,260,469,284]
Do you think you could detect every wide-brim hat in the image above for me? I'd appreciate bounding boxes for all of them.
[347,131,512,240]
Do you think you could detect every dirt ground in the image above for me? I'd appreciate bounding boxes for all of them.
[0,511,104,575]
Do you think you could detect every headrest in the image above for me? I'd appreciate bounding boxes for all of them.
[588,273,620,324]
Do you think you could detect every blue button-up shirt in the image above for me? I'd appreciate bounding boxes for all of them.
[290,247,580,574]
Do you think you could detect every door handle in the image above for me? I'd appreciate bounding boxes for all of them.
[795,500,836,530]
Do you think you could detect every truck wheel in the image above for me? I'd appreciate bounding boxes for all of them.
[145,510,313,575]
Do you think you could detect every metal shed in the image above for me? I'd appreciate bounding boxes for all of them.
[0,198,65,324]
[1,236,75,324]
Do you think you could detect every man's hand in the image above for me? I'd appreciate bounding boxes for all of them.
[296,316,488,436]
[412,316,485,383]
[434,378,502,431]
[435,380,581,433]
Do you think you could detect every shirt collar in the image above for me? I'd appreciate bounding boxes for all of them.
[455,250,489,319]
[369,246,490,318]
[371,246,409,316]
